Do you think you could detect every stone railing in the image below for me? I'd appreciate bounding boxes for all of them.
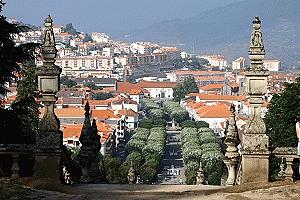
[0,144,35,182]
[273,147,300,182]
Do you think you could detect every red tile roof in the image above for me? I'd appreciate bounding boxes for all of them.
[197,103,230,118]
[117,82,144,94]
[118,109,138,117]
[197,94,246,101]
[40,108,85,118]
[136,81,178,88]
[91,109,118,120]
[62,124,82,138]
[200,83,225,91]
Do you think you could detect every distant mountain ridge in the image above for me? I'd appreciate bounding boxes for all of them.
[126,0,300,67]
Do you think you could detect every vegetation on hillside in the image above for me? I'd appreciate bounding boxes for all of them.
[173,77,199,102]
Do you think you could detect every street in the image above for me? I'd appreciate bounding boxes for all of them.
[157,130,186,184]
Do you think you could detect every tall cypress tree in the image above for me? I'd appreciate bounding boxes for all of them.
[0,2,39,143]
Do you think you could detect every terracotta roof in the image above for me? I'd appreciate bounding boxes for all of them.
[118,109,138,117]
[112,97,137,105]
[136,81,178,88]
[40,108,85,118]
[129,89,143,95]
[197,94,246,101]
[197,103,230,118]
[196,76,226,81]
[62,124,82,138]
[200,83,225,91]
[97,122,114,133]
[117,82,144,94]
[83,99,111,106]
[91,109,118,120]
[100,132,112,143]
[61,97,83,105]
[228,83,239,88]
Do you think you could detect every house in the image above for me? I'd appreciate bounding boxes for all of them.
[195,94,245,111]
[40,107,85,124]
[91,109,126,148]
[136,81,177,99]
[56,97,83,108]
[74,77,117,88]
[200,83,239,95]
[116,81,146,106]
[118,109,139,130]
[111,97,139,112]
[61,124,82,148]
[83,99,111,110]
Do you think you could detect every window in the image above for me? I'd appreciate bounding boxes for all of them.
[65,60,69,67]
[91,60,94,68]
[74,60,77,67]
[82,60,85,67]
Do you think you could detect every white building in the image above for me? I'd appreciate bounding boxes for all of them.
[56,55,114,76]
[91,32,110,43]
[200,55,227,68]
[136,81,177,99]
[263,60,280,71]
[129,42,159,54]
[232,57,245,70]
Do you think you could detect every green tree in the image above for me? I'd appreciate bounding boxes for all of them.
[10,61,40,143]
[173,77,198,101]
[93,92,113,100]
[83,34,93,42]
[60,75,77,87]
[139,119,154,129]
[139,159,158,183]
[63,23,79,35]
[0,2,37,96]
[83,82,97,90]
[0,3,39,144]
[265,79,300,148]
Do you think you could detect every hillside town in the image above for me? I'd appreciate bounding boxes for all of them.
[1,1,300,199]
[3,19,297,154]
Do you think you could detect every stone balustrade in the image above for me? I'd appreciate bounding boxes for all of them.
[0,144,35,182]
[273,147,300,182]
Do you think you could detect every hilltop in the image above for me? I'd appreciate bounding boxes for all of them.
[127,0,300,67]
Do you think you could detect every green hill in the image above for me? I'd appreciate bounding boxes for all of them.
[129,0,300,67]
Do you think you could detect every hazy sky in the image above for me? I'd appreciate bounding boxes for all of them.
[2,0,243,36]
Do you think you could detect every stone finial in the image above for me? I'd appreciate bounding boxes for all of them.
[77,103,101,183]
[249,16,265,54]
[225,104,240,159]
[82,101,91,130]
[248,16,266,71]
[127,161,136,184]
[38,15,61,77]
[223,104,240,186]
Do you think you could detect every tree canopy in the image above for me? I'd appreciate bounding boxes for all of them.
[0,3,38,96]
[170,58,209,70]
[265,78,300,147]
[60,75,77,88]
[173,77,199,102]
[63,23,79,35]
[0,3,39,143]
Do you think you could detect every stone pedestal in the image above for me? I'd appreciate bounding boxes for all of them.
[34,129,63,182]
[241,154,269,183]
[224,158,238,186]
[34,153,61,182]
[242,131,270,183]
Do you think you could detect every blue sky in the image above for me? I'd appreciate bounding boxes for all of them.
[2,0,243,36]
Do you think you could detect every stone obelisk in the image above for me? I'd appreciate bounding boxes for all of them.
[241,16,270,184]
[34,15,63,182]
